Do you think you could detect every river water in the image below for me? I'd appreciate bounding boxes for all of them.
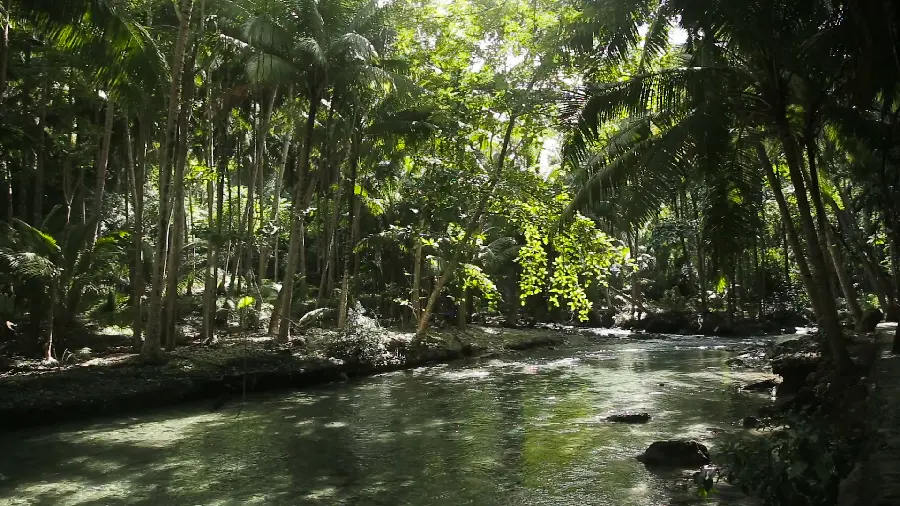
[0,334,775,506]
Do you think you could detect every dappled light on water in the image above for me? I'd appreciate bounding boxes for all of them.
[0,336,770,505]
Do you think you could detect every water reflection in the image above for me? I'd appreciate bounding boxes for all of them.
[0,336,771,505]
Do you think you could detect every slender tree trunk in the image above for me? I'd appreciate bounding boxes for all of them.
[759,142,820,314]
[65,96,116,318]
[44,280,58,362]
[0,3,8,102]
[126,114,146,351]
[33,77,48,224]
[274,93,319,342]
[776,126,850,372]
[260,113,292,284]
[202,89,218,342]
[163,56,197,350]
[318,173,344,306]
[411,217,425,323]
[824,220,864,327]
[143,0,195,359]
[338,129,361,329]
[417,114,518,334]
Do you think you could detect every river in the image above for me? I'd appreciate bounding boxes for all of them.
[0,334,775,505]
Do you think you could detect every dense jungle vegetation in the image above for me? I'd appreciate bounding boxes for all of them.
[0,0,898,372]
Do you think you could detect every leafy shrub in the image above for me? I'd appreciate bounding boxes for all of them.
[718,378,871,506]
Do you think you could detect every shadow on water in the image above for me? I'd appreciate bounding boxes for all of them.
[0,336,772,506]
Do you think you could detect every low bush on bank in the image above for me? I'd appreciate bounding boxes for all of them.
[719,373,872,506]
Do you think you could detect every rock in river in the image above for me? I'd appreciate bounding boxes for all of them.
[741,378,779,392]
[607,412,651,424]
[636,440,710,468]
[742,416,760,429]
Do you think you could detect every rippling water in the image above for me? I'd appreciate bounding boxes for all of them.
[0,335,775,505]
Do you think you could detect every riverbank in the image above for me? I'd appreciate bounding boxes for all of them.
[837,323,900,506]
[0,326,566,432]
[721,325,886,506]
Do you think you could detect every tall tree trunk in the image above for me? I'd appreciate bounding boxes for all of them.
[417,114,518,334]
[824,221,864,327]
[126,113,146,352]
[202,86,218,342]
[320,172,344,306]
[758,142,821,316]
[260,110,292,285]
[32,77,48,224]
[163,53,197,350]
[274,93,319,342]
[338,129,361,329]
[143,0,195,359]
[0,3,8,102]
[65,95,115,318]
[776,126,850,372]
[411,217,425,323]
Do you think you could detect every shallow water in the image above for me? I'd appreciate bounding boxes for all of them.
[0,335,775,506]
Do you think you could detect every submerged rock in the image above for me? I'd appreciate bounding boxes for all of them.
[636,440,710,468]
[742,378,779,392]
[725,357,746,368]
[607,412,651,424]
[742,416,760,429]
[623,312,697,335]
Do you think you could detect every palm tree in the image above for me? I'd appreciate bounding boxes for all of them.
[142,0,196,360]
[231,0,396,341]
[562,0,862,372]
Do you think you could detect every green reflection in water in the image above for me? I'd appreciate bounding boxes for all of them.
[0,336,772,506]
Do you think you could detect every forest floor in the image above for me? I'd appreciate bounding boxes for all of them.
[0,322,583,431]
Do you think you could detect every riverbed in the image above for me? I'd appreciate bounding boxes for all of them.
[0,334,775,505]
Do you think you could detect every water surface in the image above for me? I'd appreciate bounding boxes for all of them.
[0,334,773,505]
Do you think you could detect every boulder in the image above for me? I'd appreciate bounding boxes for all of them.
[630,312,698,334]
[764,309,810,328]
[742,378,779,392]
[636,440,710,468]
[607,412,651,424]
[766,337,818,359]
[856,308,883,333]
[772,353,821,397]
[588,309,616,328]
[725,357,746,368]
[742,416,760,429]
[699,311,728,335]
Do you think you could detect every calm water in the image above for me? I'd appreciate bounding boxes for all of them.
[0,334,774,506]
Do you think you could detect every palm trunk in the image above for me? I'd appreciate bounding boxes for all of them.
[338,129,362,329]
[33,77,48,224]
[823,220,864,326]
[274,93,319,342]
[126,114,146,351]
[163,76,195,350]
[318,174,344,305]
[142,0,194,359]
[411,217,425,323]
[44,279,58,362]
[202,86,218,342]
[0,4,8,102]
[260,114,292,285]
[758,142,821,314]
[776,126,850,372]
[65,95,116,318]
